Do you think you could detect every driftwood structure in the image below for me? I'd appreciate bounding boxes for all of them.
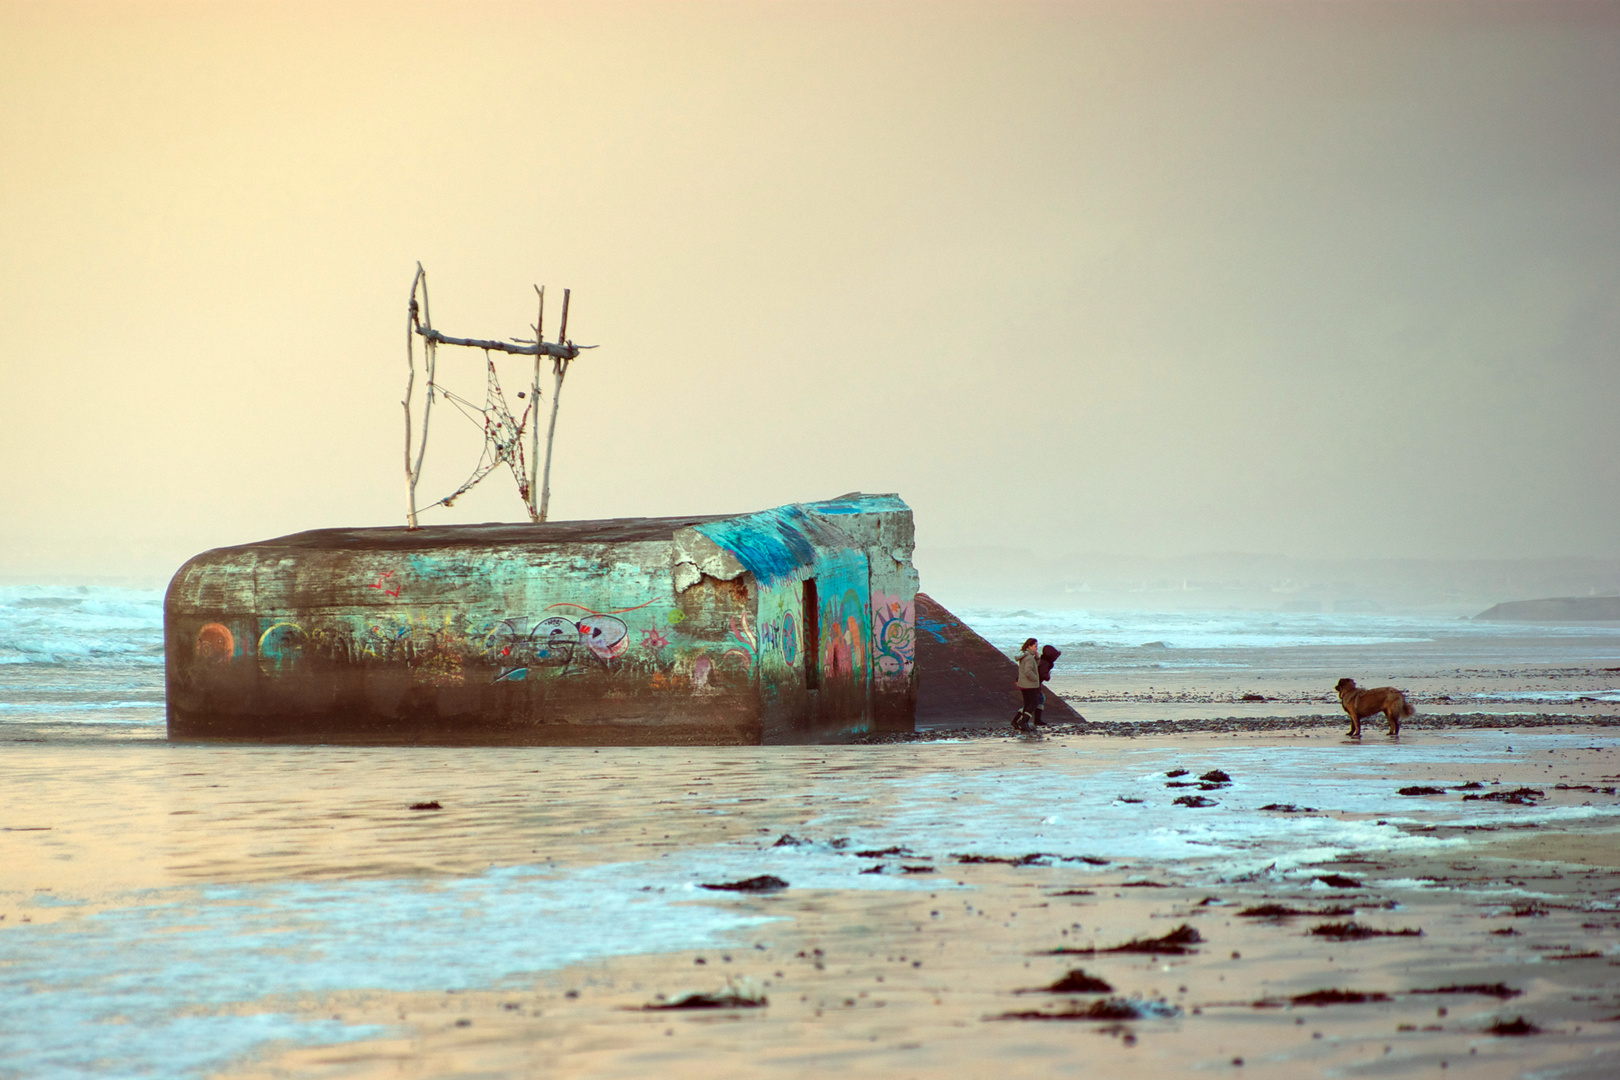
[402,265,594,528]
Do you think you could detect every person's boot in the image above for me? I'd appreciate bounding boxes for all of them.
[1034,710,1046,726]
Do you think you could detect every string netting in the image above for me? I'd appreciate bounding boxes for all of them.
[432,350,536,509]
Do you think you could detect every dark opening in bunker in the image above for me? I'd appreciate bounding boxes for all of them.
[803,577,820,689]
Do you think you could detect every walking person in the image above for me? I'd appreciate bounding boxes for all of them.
[1014,637,1042,731]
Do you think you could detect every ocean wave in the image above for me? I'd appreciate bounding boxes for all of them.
[0,585,165,666]
[955,607,1620,653]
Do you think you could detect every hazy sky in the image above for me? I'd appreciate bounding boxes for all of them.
[2,0,1616,582]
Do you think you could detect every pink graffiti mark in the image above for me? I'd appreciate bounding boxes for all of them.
[641,628,670,651]
[720,615,758,670]
[367,571,402,597]
[547,599,658,616]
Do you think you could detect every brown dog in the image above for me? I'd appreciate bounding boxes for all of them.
[1335,678,1413,738]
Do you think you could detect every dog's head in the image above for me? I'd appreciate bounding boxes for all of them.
[1335,678,1357,693]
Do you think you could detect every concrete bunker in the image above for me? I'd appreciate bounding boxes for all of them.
[166,494,923,745]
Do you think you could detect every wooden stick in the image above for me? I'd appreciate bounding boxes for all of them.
[528,286,544,522]
[415,326,584,359]
[408,267,437,529]
[538,288,570,523]
[404,274,418,528]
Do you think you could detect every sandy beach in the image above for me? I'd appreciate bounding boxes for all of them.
[5,719,1620,1079]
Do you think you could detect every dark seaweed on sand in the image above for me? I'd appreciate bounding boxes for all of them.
[953,853,1053,866]
[1166,769,1189,777]
[1104,924,1203,954]
[1309,921,1421,940]
[770,834,807,847]
[1260,804,1317,813]
[1397,786,1446,796]
[642,988,768,1010]
[699,875,788,893]
[995,997,1175,1022]
[1288,989,1391,1006]
[408,801,442,810]
[1173,795,1217,807]
[1199,770,1231,784]
[1409,983,1521,999]
[1238,904,1355,918]
[1033,924,1203,957]
[853,846,912,858]
[1488,1017,1541,1036]
[1315,873,1363,889]
[1463,787,1545,804]
[1019,969,1113,994]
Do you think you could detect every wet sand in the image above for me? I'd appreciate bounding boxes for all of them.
[5,723,1620,1078]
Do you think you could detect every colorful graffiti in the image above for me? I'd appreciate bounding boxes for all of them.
[871,590,915,679]
[223,587,779,700]
[915,612,949,645]
[366,570,403,597]
[758,610,799,665]
[820,587,868,684]
[482,610,630,682]
[257,621,306,672]
[720,615,758,671]
[692,656,713,691]
[195,623,234,663]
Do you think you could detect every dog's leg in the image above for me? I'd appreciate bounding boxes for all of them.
[1344,706,1361,738]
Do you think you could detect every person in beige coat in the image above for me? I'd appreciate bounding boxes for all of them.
[1013,637,1042,731]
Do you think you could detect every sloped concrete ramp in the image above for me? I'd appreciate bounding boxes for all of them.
[914,593,1083,728]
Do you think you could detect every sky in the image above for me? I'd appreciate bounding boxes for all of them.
[1,0,1617,585]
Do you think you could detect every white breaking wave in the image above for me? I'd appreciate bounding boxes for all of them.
[955,606,1620,654]
[0,585,164,666]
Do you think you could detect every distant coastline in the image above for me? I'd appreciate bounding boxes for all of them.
[1475,596,1620,622]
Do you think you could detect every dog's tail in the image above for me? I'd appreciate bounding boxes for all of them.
[1399,695,1416,718]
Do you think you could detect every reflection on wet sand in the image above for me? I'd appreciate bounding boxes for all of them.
[3,729,1620,1078]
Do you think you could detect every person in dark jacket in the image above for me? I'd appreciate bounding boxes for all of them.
[1034,644,1061,725]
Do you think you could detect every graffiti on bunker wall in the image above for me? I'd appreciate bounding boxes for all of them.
[871,590,915,679]
[223,590,755,695]
[756,588,803,668]
[721,615,758,672]
[758,610,799,666]
[820,587,869,685]
[195,623,234,663]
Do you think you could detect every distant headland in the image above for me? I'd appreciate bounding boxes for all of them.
[1474,597,1620,622]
